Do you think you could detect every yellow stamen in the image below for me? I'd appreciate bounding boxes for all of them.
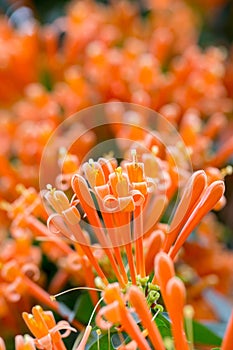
[115,169,128,198]
[115,166,123,181]
[127,150,145,183]
[84,159,104,187]
[221,165,233,177]
[89,158,97,171]
[95,277,107,290]
[46,184,56,194]
[96,329,101,336]
[96,329,101,350]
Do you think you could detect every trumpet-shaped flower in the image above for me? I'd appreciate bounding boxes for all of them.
[23,305,76,350]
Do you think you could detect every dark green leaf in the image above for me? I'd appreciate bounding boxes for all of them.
[193,320,222,346]
[155,313,172,338]
[74,292,95,324]
[39,70,53,91]
[156,312,223,346]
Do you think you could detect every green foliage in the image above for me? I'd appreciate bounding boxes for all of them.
[155,313,172,338]
[193,320,222,346]
[74,292,96,324]
[88,333,114,350]
[86,329,116,350]
[39,70,54,91]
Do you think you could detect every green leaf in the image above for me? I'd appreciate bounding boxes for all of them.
[193,320,222,346]
[155,313,172,338]
[89,334,112,350]
[86,331,115,350]
[74,292,95,324]
[57,291,95,324]
[157,312,223,346]
[39,70,53,91]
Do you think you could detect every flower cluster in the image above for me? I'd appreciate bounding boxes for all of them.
[0,0,233,349]
[1,0,233,202]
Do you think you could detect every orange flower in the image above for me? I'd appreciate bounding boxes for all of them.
[0,0,233,347]
[45,150,168,288]
[169,180,225,260]
[93,253,189,349]
[154,252,189,349]
[96,283,153,350]
[128,286,165,350]
[165,277,189,350]
[163,170,207,253]
[44,148,226,299]
[23,305,76,350]
[45,186,109,285]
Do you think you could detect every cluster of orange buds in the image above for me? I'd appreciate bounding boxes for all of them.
[91,252,233,350]
[0,0,233,347]
[22,305,76,350]
[1,295,233,350]
[39,4,231,115]
[0,187,43,332]
[0,0,232,209]
[44,150,225,293]
[0,185,85,335]
[106,104,233,173]
[41,0,198,81]
[0,132,231,341]
[0,250,62,336]
[0,85,96,198]
[95,282,165,350]
[44,150,168,288]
